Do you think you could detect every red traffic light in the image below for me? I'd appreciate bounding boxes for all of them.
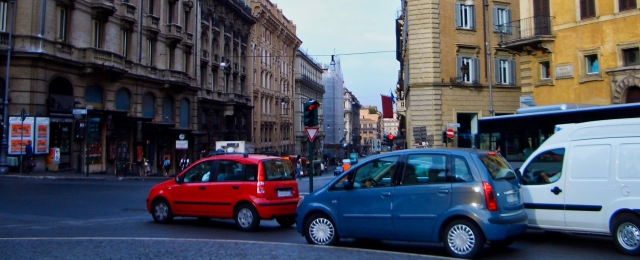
[387,134,394,141]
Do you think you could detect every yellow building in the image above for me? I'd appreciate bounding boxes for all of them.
[500,0,640,105]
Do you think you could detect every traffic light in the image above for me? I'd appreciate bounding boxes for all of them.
[442,131,449,144]
[303,99,320,127]
[382,135,388,146]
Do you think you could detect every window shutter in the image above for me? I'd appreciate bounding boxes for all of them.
[456,56,462,78]
[492,7,499,32]
[509,60,516,85]
[473,58,479,83]
[455,3,462,28]
[494,59,501,84]
[506,9,512,34]
[470,5,476,29]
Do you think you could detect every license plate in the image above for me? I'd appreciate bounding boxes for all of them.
[506,193,518,203]
[277,190,292,197]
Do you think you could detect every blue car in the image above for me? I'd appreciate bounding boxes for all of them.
[295,148,527,259]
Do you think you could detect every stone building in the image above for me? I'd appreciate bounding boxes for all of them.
[0,0,205,175]
[499,0,640,106]
[358,106,381,154]
[294,49,324,156]
[248,0,300,155]
[343,88,361,154]
[396,0,522,148]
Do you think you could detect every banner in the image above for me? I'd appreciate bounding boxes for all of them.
[381,95,393,118]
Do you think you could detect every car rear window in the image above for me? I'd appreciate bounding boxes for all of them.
[479,153,517,180]
[261,159,295,181]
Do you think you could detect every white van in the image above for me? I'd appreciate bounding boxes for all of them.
[518,118,640,255]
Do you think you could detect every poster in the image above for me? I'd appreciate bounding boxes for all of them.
[8,117,34,155]
[35,118,50,154]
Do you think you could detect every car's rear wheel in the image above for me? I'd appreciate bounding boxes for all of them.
[443,219,485,259]
[304,213,339,245]
[151,198,173,224]
[276,215,295,227]
[612,213,640,255]
[234,204,260,231]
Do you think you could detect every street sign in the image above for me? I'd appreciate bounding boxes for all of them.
[72,109,87,115]
[446,128,455,139]
[447,123,461,128]
[305,127,319,142]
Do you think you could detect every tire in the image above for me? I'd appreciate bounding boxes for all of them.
[304,213,339,245]
[611,214,640,256]
[234,204,260,231]
[443,219,486,259]
[276,215,295,227]
[151,198,174,224]
[488,237,515,250]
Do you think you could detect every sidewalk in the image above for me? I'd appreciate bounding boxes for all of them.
[0,170,173,181]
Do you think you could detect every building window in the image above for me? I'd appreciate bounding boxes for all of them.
[121,29,130,58]
[148,0,154,15]
[92,20,102,48]
[456,56,479,83]
[168,46,175,69]
[147,39,154,66]
[168,1,175,24]
[163,96,174,123]
[623,48,640,66]
[495,59,515,85]
[57,7,67,41]
[586,54,598,74]
[455,3,475,30]
[180,98,189,128]
[115,89,131,111]
[493,7,511,34]
[0,2,7,32]
[540,61,551,79]
[184,52,189,73]
[184,11,190,32]
[580,0,596,20]
[619,0,637,11]
[142,93,155,118]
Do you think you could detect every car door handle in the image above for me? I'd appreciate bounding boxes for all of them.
[232,186,239,190]
[437,189,450,195]
[380,192,391,197]
[199,186,206,190]
[550,186,562,195]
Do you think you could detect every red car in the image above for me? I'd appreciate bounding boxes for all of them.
[146,154,299,231]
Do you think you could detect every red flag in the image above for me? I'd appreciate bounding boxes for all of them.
[381,95,393,118]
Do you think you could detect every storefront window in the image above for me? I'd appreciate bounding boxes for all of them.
[87,117,102,164]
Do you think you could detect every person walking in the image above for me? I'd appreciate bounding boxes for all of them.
[295,155,302,180]
[179,155,190,171]
[23,140,33,174]
[163,156,170,177]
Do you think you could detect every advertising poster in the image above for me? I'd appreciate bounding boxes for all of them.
[35,118,50,154]
[8,117,34,155]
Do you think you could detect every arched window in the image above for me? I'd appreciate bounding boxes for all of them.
[163,95,174,123]
[86,84,103,108]
[115,88,131,111]
[142,92,155,118]
[180,98,189,128]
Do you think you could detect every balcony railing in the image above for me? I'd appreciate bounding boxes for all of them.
[498,16,553,46]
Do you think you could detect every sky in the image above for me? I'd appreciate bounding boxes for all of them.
[272,0,401,110]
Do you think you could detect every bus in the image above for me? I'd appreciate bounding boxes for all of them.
[477,102,640,168]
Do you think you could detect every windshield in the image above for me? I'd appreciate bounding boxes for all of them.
[479,154,517,180]
[262,159,295,181]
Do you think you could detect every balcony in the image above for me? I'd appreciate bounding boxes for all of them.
[91,0,117,17]
[144,15,161,34]
[165,24,183,44]
[497,16,555,52]
[161,69,193,89]
[78,47,126,77]
[118,2,137,24]
[201,50,209,65]
[183,32,194,48]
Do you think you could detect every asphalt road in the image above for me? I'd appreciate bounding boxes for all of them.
[0,177,635,259]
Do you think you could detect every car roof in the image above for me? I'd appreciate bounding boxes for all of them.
[204,153,289,163]
[375,148,493,157]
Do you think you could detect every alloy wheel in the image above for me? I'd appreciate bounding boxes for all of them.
[309,217,335,244]
[447,224,476,255]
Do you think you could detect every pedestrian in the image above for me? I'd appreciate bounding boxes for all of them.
[320,160,325,175]
[23,140,33,174]
[295,155,302,180]
[179,155,190,171]
[163,156,170,177]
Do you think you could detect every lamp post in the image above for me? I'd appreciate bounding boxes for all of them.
[483,0,494,116]
[0,0,16,174]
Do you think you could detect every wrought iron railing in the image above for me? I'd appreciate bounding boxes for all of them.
[498,16,553,44]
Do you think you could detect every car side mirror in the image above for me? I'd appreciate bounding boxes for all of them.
[514,168,524,185]
[175,176,183,184]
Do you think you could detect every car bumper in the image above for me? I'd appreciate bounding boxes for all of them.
[253,197,299,219]
[481,211,528,241]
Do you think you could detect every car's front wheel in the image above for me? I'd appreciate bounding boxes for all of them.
[612,213,640,255]
[234,204,260,231]
[151,198,174,224]
[443,219,486,259]
[276,215,295,227]
[304,213,339,245]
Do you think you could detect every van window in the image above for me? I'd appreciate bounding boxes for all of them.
[619,143,640,179]
[569,144,610,180]
[521,148,564,185]
[261,159,295,181]
[352,156,399,188]
[453,156,473,182]
[406,154,448,184]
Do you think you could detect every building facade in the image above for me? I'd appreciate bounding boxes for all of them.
[294,49,324,156]
[343,88,361,155]
[499,0,640,106]
[359,106,381,154]
[249,0,300,155]
[396,0,522,149]
[321,56,345,160]
[0,0,208,175]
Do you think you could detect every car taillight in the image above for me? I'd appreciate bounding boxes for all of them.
[257,163,265,198]
[482,181,498,211]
